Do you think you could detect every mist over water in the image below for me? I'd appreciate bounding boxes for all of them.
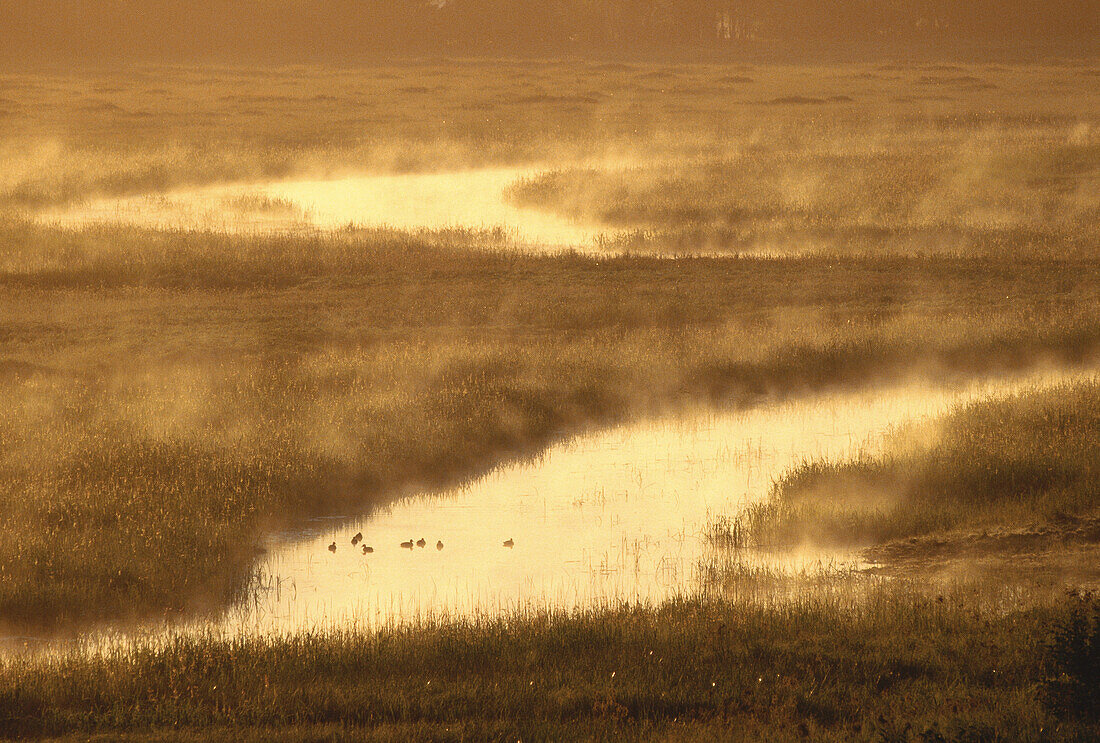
[40,168,608,252]
[184,365,1090,639]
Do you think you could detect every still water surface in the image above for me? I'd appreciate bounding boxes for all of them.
[39,168,604,250]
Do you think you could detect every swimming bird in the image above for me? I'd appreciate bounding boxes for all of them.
[416,538,426,548]
[503,538,514,548]
[328,542,337,553]
[436,540,444,550]
[362,545,374,554]
[351,532,363,545]
[400,539,414,550]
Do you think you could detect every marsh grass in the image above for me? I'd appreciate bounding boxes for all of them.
[1045,590,1100,721]
[739,380,1100,549]
[1,62,1097,220]
[4,214,1100,628]
[0,61,1099,739]
[3,216,1100,628]
[220,193,304,217]
[701,514,747,549]
[510,137,1100,257]
[1,587,1095,741]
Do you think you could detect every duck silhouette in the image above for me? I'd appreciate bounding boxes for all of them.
[351,532,363,546]
[328,542,337,553]
[436,540,444,550]
[362,545,374,554]
[416,538,426,548]
[400,539,414,550]
[503,538,514,548]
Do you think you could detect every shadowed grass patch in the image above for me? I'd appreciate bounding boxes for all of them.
[1,590,1096,741]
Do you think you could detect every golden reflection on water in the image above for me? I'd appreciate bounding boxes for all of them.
[3,367,1090,656]
[39,168,604,250]
[209,367,1089,637]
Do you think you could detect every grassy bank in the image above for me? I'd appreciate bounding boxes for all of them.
[738,379,1100,551]
[509,135,1100,257]
[1,589,1097,741]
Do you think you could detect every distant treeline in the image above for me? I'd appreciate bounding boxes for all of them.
[4,0,1098,65]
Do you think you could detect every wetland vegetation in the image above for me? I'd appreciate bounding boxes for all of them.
[741,379,1100,553]
[1,56,1098,740]
[3,590,1098,741]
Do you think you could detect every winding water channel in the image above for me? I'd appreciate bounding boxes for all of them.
[199,365,1088,638]
[39,168,605,250]
[22,174,1097,647]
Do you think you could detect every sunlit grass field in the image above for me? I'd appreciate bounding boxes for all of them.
[1,60,1099,739]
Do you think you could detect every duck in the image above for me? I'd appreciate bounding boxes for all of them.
[400,539,414,550]
[328,542,337,553]
[362,545,374,554]
[503,538,514,548]
[436,540,444,551]
[416,538,426,548]
[351,532,363,546]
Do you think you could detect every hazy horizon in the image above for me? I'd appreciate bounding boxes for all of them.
[4,0,1098,68]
